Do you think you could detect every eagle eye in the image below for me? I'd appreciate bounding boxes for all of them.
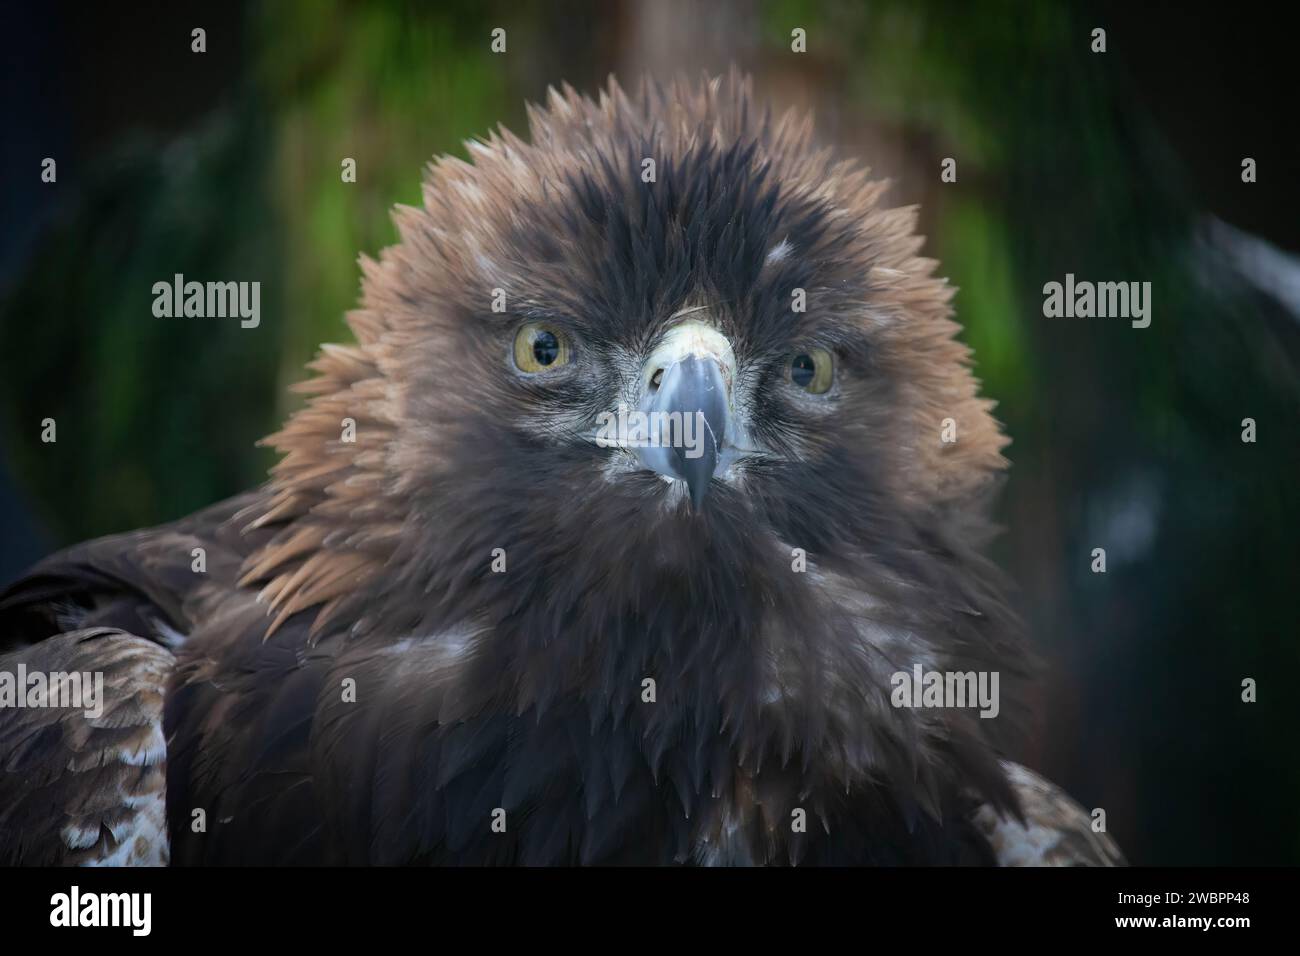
[788,348,834,394]
[513,322,571,372]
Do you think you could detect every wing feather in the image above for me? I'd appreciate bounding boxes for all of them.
[972,760,1125,866]
[0,628,173,865]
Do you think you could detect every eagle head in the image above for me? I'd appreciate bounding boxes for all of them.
[245,71,1026,852]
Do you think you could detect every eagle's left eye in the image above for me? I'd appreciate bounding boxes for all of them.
[513,322,572,372]
[788,348,834,394]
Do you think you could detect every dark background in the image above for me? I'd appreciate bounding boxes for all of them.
[1,0,1296,865]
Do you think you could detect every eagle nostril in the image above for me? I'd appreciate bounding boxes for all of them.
[650,368,664,391]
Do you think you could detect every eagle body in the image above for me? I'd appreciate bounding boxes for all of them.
[0,74,1122,866]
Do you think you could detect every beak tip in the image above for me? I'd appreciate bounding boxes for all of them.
[687,478,710,511]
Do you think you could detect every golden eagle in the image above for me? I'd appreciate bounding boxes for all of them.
[0,72,1122,866]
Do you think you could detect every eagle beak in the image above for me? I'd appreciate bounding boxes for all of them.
[634,320,734,509]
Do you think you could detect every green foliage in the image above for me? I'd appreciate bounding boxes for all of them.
[0,113,283,540]
[252,0,518,414]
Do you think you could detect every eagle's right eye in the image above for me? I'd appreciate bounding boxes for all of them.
[788,348,834,394]
[513,322,571,372]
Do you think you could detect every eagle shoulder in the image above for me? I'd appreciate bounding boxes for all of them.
[972,760,1125,866]
[0,628,173,865]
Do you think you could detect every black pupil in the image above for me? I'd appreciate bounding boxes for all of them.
[532,330,560,366]
[791,353,816,387]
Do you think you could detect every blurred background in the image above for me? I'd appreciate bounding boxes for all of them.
[1,0,1297,864]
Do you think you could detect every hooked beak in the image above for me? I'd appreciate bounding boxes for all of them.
[633,320,735,509]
